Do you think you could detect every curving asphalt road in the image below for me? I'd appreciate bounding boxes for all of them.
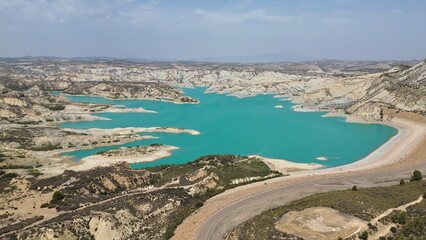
[197,162,426,240]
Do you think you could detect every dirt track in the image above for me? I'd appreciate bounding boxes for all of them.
[173,113,426,240]
[197,163,426,240]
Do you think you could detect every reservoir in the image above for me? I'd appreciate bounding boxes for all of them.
[59,88,397,169]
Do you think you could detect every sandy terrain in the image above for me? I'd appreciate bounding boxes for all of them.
[252,155,322,174]
[101,107,157,114]
[69,145,178,171]
[173,112,426,239]
[275,195,424,240]
[64,126,201,136]
[32,135,155,177]
[0,179,59,226]
[275,207,365,240]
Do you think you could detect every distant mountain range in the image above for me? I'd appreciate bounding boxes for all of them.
[196,53,312,63]
[0,55,421,64]
[0,53,312,63]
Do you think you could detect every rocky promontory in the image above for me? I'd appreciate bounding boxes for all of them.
[1,59,424,122]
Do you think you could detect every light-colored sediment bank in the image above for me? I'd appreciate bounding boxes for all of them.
[173,113,426,240]
[63,126,201,136]
[69,145,178,171]
[252,155,322,174]
[37,126,200,176]
[101,107,157,114]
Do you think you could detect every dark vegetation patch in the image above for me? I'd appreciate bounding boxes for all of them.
[0,216,44,236]
[0,171,19,193]
[148,155,278,187]
[0,165,34,170]
[3,155,280,239]
[29,143,62,151]
[46,104,65,111]
[0,153,7,162]
[0,172,18,180]
[392,193,426,239]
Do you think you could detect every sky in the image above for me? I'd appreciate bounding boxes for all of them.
[0,0,425,61]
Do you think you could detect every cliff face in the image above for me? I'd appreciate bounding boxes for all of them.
[39,81,198,103]
[346,62,426,120]
[0,82,56,123]
[0,60,424,122]
[0,82,107,124]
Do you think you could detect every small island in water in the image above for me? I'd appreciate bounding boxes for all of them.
[1,59,425,240]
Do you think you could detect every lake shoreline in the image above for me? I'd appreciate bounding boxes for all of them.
[58,89,397,172]
[69,145,179,171]
[173,111,426,239]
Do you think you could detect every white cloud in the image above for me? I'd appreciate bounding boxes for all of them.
[0,0,163,26]
[194,8,291,24]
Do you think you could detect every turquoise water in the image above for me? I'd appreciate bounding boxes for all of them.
[59,88,397,169]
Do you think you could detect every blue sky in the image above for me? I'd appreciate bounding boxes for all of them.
[0,0,425,60]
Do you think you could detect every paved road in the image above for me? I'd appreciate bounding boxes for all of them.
[197,163,426,240]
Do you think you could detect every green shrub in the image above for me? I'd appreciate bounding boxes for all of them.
[0,172,18,179]
[400,179,405,185]
[30,143,61,151]
[352,185,358,191]
[40,203,49,208]
[391,211,407,224]
[50,191,65,205]
[381,72,391,78]
[47,104,65,111]
[195,201,204,208]
[27,169,43,177]
[0,165,33,169]
[410,170,422,182]
[358,230,368,240]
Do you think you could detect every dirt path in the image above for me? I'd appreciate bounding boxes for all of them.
[369,195,423,239]
[173,114,426,240]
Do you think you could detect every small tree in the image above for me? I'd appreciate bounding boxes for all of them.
[352,185,358,191]
[50,191,64,205]
[400,179,405,185]
[391,211,407,224]
[410,170,422,182]
[359,230,368,240]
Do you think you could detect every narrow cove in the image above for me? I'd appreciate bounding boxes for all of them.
[59,88,398,168]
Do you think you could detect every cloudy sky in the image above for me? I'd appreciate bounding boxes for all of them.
[0,0,425,60]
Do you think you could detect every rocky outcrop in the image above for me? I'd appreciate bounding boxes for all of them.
[346,62,426,120]
[39,81,199,104]
[0,80,66,123]
[2,60,423,122]
[1,156,281,240]
[0,97,29,107]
